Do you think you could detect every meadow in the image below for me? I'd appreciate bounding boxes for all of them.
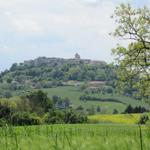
[0,124,150,150]
[1,86,149,150]
[43,86,148,114]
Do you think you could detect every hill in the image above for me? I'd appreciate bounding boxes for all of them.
[0,56,116,98]
[0,56,149,114]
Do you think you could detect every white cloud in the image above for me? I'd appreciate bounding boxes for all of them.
[11,15,44,34]
[83,0,99,3]
[0,45,17,53]
[0,0,116,37]
[3,11,12,16]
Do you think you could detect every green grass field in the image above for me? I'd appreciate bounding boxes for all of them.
[43,86,148,114]
[0,124,150,150]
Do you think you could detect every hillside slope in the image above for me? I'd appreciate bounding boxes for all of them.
[43,86,148,114]
[0,56,116,98]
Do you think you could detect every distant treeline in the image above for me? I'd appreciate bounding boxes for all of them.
[124,105,149,114]
[79,95,126,104]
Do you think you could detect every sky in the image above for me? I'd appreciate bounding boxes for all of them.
[0,0,150,71]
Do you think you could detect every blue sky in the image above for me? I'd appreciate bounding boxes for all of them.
[0,0,150,71]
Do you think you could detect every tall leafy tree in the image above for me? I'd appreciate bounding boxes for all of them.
[26,90,53,113]
[111,4,150,98]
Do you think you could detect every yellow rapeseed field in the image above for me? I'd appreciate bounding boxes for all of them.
[88,113,150,124]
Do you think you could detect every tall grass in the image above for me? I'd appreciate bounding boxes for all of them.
[0,124,150,150]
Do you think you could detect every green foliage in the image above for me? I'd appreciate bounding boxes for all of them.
[87,105,95,115]
[45,109,87,124]
[64,109,87,123]
[0,90,87,126]
[0,118,8,127]
[112,4,150,98]
[0,103,12,121]
[80,95,125,104]
[138,115,149,124]
[45,109,65,124]
[52,95,72,109]
[96,106,101,112]
[124,105,148,114]
[76,105,84,111]
[113,109,118,114]
[11,112,42,126]
[26,90,53,114]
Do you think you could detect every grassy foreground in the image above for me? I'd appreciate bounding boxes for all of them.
[0,124,150,150]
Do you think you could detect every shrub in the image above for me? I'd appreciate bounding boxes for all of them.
[124,105,148,114]
[113,109,118,114]
[64,110,87,124]
[0,118,8,127]
[76,105,84,111]
[96,106,101,112]
[45,109,87,124]
[138,115,149,124]
[26,90,53,113]
[11,112,42,126]
[0,103,12,120]
[45,109,64,124]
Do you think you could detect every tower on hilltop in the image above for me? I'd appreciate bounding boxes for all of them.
[75,53,81,60]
